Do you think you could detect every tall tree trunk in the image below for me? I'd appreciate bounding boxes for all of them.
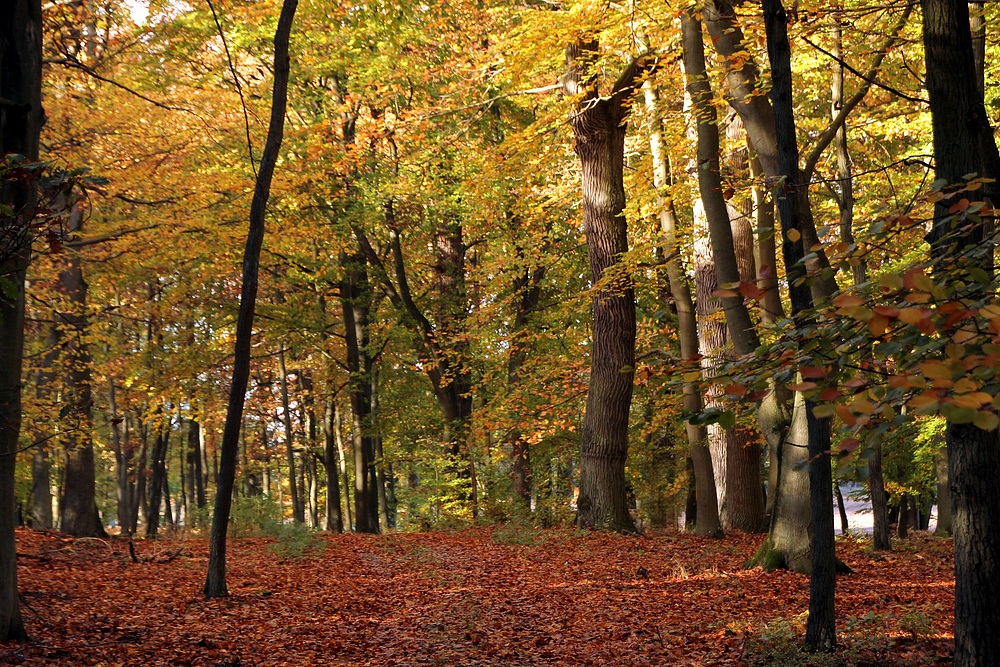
[564,40,648,533]
[277,347,303,523]
[643,79,721,537]
[204,0,298,598]
[146,421,169,539]
[934,446,952,536]
[763,0,836,649]
[869,442,892,550]
[189,418,206,509]
[682,12,766,533]
[334,401,352,531]
[323,398,343,533]
[341,251,378,533]
[58,208,103,538]
[507,246,544,509]
[0,0,40,625]
[922,0,1000,662]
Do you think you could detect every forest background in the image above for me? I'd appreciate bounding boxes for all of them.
[3,0,1000,663]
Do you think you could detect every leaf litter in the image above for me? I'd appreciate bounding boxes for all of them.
[1,528,954,666]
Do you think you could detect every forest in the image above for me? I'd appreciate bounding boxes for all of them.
[2,0,999,664]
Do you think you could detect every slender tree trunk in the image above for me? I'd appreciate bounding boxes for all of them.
[146,422,169,539]
[869,443,892,549]
[204,0,298,598]
[334,402,352,531]
[643,77,721,538]
[58,217,103,538]
[934,446,952,536]
[323,399,343,533]
[507,247,544,509]
[763,0,836,649]
[277,347,303,523]
[682,12,766,533]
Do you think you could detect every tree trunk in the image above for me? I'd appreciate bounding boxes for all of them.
[323,399,343,533]
[869,442,892,550]
[58,217,103,538]
[763,0,836,649]
[564,40,645,533]
[507,249,544,509]
[643,77,721,538]
[934,446,952,536]
[277,347,302,523]
[204,0,297,598]
[0,0,43,630]
[682,12,765,533]
[146,422,169,539]
[922,0,1000,662]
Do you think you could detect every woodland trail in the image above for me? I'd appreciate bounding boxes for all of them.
[2,527,953,666]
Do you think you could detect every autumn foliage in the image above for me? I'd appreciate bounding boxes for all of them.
[3,528,952,666]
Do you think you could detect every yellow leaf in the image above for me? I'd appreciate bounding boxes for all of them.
[974,411,999,431]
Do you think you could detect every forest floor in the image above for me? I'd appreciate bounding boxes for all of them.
[1,526,954,666]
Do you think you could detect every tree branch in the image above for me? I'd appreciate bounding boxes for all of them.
[802,4,915,181]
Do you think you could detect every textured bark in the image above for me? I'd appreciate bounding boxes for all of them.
[683,13,765,533]
[0,99,32,638]
[644,79,721,538]
[277,347,303,523]
[869,442,892,550]
[58,214,103,538]
[204,0,297,598]
[934,446,952,536]
[922,0,1000,662]
[565,40,647,533]
[763,0,835,650]
[323,399,344,533]
[341,251,378,533]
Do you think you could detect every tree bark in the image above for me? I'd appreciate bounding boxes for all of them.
[763,0,836,650]
[643,79,721,537]
[922,0,1000,662]
[341,251,378,533]
[564,40,647,533]
[682,12,765,533]
[277,346,303,523]
[934,446,952,536]
[204,0,298,598]
[0,0,42,638]
[323,398,343,533]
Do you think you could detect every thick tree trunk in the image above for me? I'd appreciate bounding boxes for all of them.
[58,232,104,538]
[0,8,43,642]
[923,0,1000,662]
[204,0,297,598]
[565,40,644,533]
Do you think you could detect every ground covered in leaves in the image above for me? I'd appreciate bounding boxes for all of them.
[2,526,954,666]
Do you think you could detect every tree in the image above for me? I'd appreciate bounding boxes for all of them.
[563,38,651,532]
[0,0,44,642]
[204,0,298,598]
[922,0,1000,663]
